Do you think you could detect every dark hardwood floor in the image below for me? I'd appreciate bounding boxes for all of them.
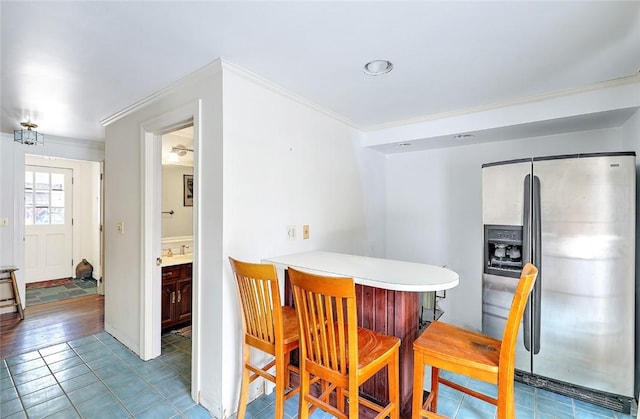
[0,294,104,359]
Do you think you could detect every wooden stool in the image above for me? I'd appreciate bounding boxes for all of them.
[229,258,300,419]
[0,267,24,320]
[289,267,400,419]
[412,263,538,419]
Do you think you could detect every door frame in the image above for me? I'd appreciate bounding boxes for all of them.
[140,101,201,403]
[20,156,103,298]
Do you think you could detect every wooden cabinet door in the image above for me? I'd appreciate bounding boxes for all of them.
[161,282,176,329]
[175,278,192,323]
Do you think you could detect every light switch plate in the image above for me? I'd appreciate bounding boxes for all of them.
[286,225,296,240]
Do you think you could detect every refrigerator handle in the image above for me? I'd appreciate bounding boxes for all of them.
[532,175,542,354]
[522,174,532,352]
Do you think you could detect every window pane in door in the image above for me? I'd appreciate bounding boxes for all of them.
[51,173,64,190]
[35,208,50,225]
[25,208,34,225]
[35,172,49,190]
[25,171,33,190]
[35,191,50,206]
[50,207,64,225]
[51,190,64,207]
[25,191,33,205]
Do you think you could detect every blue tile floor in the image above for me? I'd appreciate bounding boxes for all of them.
[25,278,97,306]
[0,332,208,418]
[1,332,635,419]
[234,369,636,419]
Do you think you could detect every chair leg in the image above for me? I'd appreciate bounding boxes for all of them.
[298,365,310,419]
[496,378,515,419]
[275,354,285,419]
[429,367,440,413]
[389,349,399,419]
[337,387,345,413]
[237,345,251,419]
[349,384,358,418]
[412,350,425,419]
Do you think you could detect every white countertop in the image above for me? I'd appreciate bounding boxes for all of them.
[161,254,193,267]
[263,250,459,292]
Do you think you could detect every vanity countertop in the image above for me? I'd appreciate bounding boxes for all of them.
[161,254,193,267]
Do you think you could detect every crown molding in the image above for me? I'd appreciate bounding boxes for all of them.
[219,59,359,129]
[100,59,223,127]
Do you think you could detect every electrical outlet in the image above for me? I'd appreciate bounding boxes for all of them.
[116,221,125,235]
[303,224,309,240]
[286,225,296,240]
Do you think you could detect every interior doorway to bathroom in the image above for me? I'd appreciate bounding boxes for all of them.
[160,126,194,337]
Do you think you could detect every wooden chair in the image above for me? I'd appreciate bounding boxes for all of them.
[412,263,538,419]
[288,267,400,419]
[229,257,300,419]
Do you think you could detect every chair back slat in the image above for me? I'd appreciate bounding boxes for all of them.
[289,269,356,379]
[230,258,283,351]
[498,262,538,419]
[500,262,538,368]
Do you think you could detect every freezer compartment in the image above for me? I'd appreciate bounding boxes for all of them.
[482,273,530,373]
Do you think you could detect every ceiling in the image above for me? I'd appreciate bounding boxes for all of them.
[1,2,639,143]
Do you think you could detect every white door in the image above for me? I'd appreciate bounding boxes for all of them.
[24,166,73,282]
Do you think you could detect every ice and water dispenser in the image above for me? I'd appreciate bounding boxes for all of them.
[484,224,524,278]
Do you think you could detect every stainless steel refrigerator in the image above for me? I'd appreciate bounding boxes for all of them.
[481,152,636,413]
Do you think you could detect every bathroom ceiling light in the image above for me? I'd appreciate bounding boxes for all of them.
[363,60,393,76]
[168,144,193,161]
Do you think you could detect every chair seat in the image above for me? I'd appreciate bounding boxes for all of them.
[354,326,400,371]
[281,306,300,346]
[414,321,500,382]
[412,264,538,419]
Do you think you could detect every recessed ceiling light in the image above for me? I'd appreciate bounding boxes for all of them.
[453,133,474,140]
[363,60,393,76]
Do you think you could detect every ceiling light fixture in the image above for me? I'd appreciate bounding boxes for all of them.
[363,60,393,76]
[168,144,193,162]
[14,121,44,146]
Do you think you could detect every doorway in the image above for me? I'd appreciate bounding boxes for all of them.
[23,155,103,307]
[140,101,200,403]
[160,126,194,336]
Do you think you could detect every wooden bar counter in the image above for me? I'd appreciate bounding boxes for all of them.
[263,251,459,416]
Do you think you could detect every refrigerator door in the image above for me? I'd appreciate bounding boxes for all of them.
[532,154,635,397]
[482,159,531,226]
[482,159,532,373]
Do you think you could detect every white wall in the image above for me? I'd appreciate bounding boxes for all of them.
[103,59,368,417]
[220,65,368,415]
[384,126,628,331]
[161,164,193,239]
[103,62,224,373]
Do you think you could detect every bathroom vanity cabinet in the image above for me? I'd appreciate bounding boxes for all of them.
[161,263,192,330]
